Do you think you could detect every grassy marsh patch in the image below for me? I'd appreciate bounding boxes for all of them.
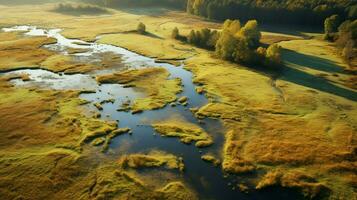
[152,118,213,148]
[118,150,184,171]
[157,181,198,200]
[40,54,97,74]
[0,147,195,200]
[66,47,90,54]
[0,77,194,200]
[0,32,56,71]
[201,154,221,166]
[256,170,331,199]
[96,67,182,112]
[0,31,114,74]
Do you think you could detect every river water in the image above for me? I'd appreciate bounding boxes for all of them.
[1,26,302,200]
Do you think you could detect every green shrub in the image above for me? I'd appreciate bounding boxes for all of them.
[137,22,146,34]
[265,44,282,68]
[324,15,340,41]
[171,27,180,39]
[238,20,261,48]
[185,28,218,49]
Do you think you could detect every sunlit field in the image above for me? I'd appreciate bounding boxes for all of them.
[0,0,356,199]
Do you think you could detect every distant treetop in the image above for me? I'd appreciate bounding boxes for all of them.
[187,0,356,26]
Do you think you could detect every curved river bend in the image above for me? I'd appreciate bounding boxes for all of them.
[1,26,302,200]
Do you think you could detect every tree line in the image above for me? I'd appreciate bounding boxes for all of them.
[54,3,108,14]
[187,0,355,26]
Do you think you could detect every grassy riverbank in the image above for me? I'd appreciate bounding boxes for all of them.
[0,2,356,199]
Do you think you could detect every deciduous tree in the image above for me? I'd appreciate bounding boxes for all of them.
[238,20,261,48]
[137,22,146,34]
[215,31,237,60]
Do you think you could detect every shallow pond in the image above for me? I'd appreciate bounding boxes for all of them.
[1,26,303,200]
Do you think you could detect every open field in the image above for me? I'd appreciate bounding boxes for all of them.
[0,2,356,200]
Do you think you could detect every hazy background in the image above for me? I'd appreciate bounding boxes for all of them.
[0,0,78,5]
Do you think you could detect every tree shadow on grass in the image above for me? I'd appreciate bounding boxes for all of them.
[112,7,170,17]
[277,48,357,101]
[145,32,164,40]
[246,49,357,101]
[282,49,349,74]
[279,64,357,101]
[123,30,164,40]
[240,63,356,101]
[260,24,322,38]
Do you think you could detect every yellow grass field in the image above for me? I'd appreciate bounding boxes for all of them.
[0,2,356,200]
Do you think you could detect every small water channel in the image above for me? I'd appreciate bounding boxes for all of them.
[1,26,302,200]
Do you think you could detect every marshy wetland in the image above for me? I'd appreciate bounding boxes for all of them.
[0,2,356,200]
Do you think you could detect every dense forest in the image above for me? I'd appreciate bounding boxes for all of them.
[186,0,357,26]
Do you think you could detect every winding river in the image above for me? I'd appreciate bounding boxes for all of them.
[1,26,302,200]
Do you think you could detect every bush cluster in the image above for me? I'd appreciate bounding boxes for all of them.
[137,22,146,34]
[187,28,219,50]
[172,19,282,69]
[55,3,108,14]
